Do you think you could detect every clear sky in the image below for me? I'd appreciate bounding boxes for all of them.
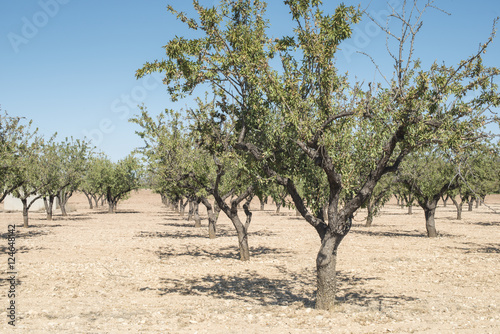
[1,0,499,161]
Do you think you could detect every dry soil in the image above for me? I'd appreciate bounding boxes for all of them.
[1,190,499,333]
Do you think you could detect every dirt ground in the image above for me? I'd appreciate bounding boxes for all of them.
[1,190,499,333]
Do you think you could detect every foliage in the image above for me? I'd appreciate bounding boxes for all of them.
[137,0,500,309]
[0,109,37,202]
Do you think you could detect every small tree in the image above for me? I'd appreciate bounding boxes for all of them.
[103,155,142,213]
[11,138,45,227]
[39,137,90,220]
[0,110,36,202]
[363,174,393,227]
[397,150,459,237]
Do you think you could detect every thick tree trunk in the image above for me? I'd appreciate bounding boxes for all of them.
[201,197,220,239]
[108,201,116,213]
[44,196,55,221]
[424,207,437,237]
[91,195,98,208]
[208,209,217,239]
[468,199,473,212]
[260,199,265,211]
[407,204,412,215]
[193,200,201,228]
[179,198,188,217]
[21,198,29,228]
[83,191,93,209]
[315,232,343,310]
[275,202,281,213]
[233,218,250,261]
[450,197,463,220]
[58,189,72,216]
[188,200,194,221]
[365,204,374,227]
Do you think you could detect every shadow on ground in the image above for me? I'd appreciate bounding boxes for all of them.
[0,223,63,239]
[157,269,315,307]
[155,245,292,260]
[458,220,500,227]
[351,229,459,238]
[449,242,500,254]
[154,268,417,309]
[336,272,418,308]
[136,227,276,239]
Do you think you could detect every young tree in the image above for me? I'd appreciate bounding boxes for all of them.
[397,150,459,236]
[363,174,394,227]
[79,154,109,209]
[103,155,143,213]
[11,138,45,228]
[39,137,90,220]
[137,0,499,309]
[0,110,36,202]
[449,144,500,219]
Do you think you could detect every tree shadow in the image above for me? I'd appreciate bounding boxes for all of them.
[88,210,141,215]
[448,242,500,254]
[155,245,292,260]
[52,215,93,222]
[459,221,500,227]
[336,272,418,308]
[0,224,62,239]
[0,245,41,254]
[154,268,417,309]
[135,227,276,239]
[351,229,458,238]
[157,269,315,307]
[0,277,22,288]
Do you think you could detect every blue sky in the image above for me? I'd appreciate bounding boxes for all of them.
[1,0,499,161]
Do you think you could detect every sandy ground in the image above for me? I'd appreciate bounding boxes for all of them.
[1,190,499,333]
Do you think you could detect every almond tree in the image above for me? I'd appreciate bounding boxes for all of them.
[137,0,499,310]
[102,155,143,213]
[397,150,458,236]
[11,137,45,228]
[448,144,499,219]
[39,137,90,220]
[0,110,36,202]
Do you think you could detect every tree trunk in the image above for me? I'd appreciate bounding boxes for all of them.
[44,196,55,221]
[187,200,194,221]
[233,218,250,261]
[468,199,473,212]
[83,191,93,209]
[407,204,412,215]
[193,200,201,228]
[21,198,29,228]
[208,208,217,239]
[315,232,343,310]
[275,202,281,213]
[424,206,437,237]
[365,204,374,227]
[441,194,449,207]
[179,198,188,217]
[260,198,265,211]
[92,194,99,208]
[58,189,72,216]
[108,201,116,213]
[450,197,463,220]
